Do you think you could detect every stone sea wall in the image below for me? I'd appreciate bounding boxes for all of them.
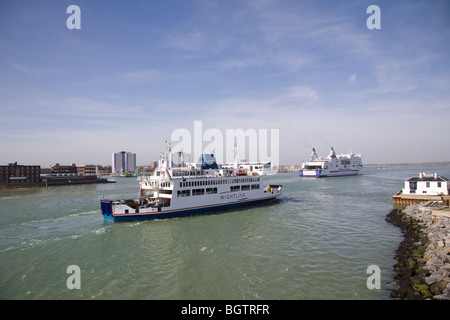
[386,202,450,300]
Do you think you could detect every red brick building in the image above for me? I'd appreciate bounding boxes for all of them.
[0,162,41,185]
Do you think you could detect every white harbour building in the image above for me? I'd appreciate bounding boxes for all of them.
[402,172,450,195]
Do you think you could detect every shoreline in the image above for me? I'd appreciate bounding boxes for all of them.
[386,202,450,299]
[0,179,115,190]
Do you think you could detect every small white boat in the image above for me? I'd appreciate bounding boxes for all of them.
[223,161,277,176]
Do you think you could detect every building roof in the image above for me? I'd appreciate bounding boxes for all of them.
[407,172,449,182]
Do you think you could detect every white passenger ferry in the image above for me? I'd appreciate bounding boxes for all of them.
[299,147,363,177]
[101,143,282,223]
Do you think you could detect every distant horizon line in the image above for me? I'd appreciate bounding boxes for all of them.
[3,160,450,169]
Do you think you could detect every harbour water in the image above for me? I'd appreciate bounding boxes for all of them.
[1,166,450,300]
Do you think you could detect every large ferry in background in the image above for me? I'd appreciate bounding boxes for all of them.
[299,147,363,178]
[101,142,282,223]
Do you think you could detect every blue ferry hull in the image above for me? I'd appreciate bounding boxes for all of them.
[101,196,280,223]
[299,169,321,177]
[299,169,359,178]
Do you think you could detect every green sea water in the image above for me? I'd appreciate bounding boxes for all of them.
[1,166,449,299]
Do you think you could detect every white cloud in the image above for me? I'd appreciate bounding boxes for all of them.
[120,69,160,82]
[219,58,263,69]
[163,30,206,51]
[280,86,319,104]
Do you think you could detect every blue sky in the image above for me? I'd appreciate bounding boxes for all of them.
[1,0,449,166]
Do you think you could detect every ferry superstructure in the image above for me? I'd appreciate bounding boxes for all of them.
[299,147,363,178]
[100,143,282,223]
[223,161,277,176]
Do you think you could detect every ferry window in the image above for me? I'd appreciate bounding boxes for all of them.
[192,188,204,196]
[251,184,260,190]
[206,187,217,194]
[438,182,442,188]
[230,185,240,192]
[177,190,190,197]
[426,182,430,188]
[241,185,250,191]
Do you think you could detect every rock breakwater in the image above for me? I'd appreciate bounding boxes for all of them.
[386,201,450,300]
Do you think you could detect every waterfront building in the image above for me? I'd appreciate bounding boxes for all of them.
[112,151,136,175]
[150,160,159,169]
[76,164,97,176]
[0,162,41,185]
[402,172,450,195]
[50,163,77,174]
